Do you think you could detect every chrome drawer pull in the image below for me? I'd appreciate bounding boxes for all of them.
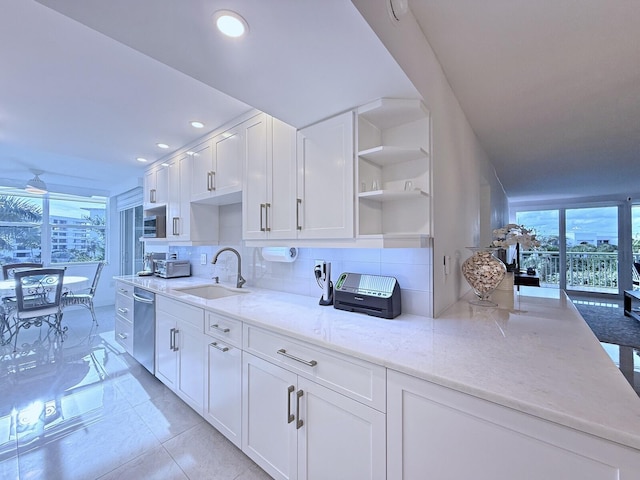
[260,203,266,232]
[117,308,128,314]
[287,385,295,424]
[210,324,230,333]
[277,349,317,367]
[117,333,127,339]
[296,389,304,429]
[210,342,229,353]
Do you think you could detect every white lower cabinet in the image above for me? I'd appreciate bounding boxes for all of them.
[155,296,206,414]
[242,325,386,480]
[204,311,243,448]
[387,369,640,480]
[114,281,133,354]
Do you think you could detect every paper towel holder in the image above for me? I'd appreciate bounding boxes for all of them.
[261,247,298,263]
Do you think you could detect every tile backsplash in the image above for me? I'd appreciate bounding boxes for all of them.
[168,204,433,317]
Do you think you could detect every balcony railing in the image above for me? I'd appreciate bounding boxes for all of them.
[520,250,619,292]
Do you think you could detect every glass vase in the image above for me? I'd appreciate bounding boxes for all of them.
[461,247,507,306]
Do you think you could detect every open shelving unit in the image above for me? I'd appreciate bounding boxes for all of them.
[356,98,431,247]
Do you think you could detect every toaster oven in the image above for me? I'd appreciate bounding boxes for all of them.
[154,259,191,278]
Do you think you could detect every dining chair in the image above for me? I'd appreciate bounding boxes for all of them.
[2,262,44,280]
[1,262,44,312]
[61,262,104,326]
[12,267,66,352]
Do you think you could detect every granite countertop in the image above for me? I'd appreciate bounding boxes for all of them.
[114,275,640,451]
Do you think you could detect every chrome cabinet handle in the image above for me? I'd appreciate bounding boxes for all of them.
[276,349,317,367]
[211,171,216,191]
[118,288,128,294]
[296,390,304,429]
[210,323,230,333]
[173,329,179,351]
[172,217,179,236]
[296,198,302,230]
[265,203,271,232]
[150,189,156,203]
[207,171,213,191]
[117,333,127,339]
[117,307,128,314]
[287,385,295,424]
[210,342,229,353]
[169,327,175,350]
[260,203,266,232]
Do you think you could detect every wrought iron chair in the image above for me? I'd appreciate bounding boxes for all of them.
[2,262,44,280]
[12,268,66,352]
[61,262,104,326]
[1,262,44,312]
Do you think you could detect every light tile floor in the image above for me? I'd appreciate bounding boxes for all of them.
[0,306,272,480]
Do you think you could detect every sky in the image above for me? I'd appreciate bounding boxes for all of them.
[516,206,640,247]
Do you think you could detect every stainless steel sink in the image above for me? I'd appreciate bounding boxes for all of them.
[173,284,248,300]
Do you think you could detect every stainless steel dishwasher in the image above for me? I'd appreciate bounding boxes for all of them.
[132,287,155,374]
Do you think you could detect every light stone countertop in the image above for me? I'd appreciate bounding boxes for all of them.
[115,275,640,451]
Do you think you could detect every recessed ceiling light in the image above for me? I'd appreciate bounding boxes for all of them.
[136,157,148,163]
[190,121,205,129]
[157,143,170,149]
[213,10,249,38]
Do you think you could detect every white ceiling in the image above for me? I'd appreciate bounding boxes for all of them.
[410,0,640,202]
[2,1,638,203]
[0,0,417,196]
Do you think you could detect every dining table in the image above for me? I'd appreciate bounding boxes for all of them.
[0,275,89,299]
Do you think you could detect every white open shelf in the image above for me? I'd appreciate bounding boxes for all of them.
[358,146,428,166]
[358,189,429,202]
[357,98,429,130]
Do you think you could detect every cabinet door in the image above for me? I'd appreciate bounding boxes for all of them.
[213,126,243,197]
[206,339,242,447]
[297,377,386,480]
[387,370,626,480]
[144,164,168,207]
[176,154,191,240]
[269,117,297,239]
[296,111,354,239]
[190,139,214,202]
[243,353,298,480]
[176,319,205,414]
[155,312,176,389]
[167,157,181,238]
[242,114,269,239]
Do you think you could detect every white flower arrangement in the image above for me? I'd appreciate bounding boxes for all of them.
[491,223,541,250]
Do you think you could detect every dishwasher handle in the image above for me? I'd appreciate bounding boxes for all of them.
[133,293,155,304]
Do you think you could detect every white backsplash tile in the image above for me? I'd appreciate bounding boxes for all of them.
[169,223,433,316]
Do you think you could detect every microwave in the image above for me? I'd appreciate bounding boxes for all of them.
[143,215,166,238]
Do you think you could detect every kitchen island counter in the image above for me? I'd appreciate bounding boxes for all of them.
[115,275,640,452]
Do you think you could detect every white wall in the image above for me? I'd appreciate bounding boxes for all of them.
[351,1,508,316]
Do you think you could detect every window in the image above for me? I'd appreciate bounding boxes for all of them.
[0,189,107,265]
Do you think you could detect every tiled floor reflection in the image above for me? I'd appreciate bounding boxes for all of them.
[0,306,271,480]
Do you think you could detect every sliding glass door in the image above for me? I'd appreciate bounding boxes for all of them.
[516,206,620,295]
[565,206,618,294]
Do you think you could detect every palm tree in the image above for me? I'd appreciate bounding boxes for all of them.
[0,195,42,255]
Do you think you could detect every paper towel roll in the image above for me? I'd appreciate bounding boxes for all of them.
[261,247,298,262]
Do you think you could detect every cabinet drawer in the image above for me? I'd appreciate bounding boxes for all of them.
[244,325,386,412]
[115,293,134,323]
[115,282,133,298]
[157,296,203,329]
[205,311,242,347]
[115,316,133,354]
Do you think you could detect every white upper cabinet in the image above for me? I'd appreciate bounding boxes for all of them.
[190,125,243,204]
[143,162,168,209]
[243,113,297,240]
[356,98,431,247]
[296,111,355,240]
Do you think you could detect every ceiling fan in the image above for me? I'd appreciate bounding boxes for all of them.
[25,169,48,194]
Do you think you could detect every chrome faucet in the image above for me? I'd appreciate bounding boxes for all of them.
[211,247,246,288]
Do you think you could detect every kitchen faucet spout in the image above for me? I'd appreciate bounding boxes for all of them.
[211,247,246,288]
